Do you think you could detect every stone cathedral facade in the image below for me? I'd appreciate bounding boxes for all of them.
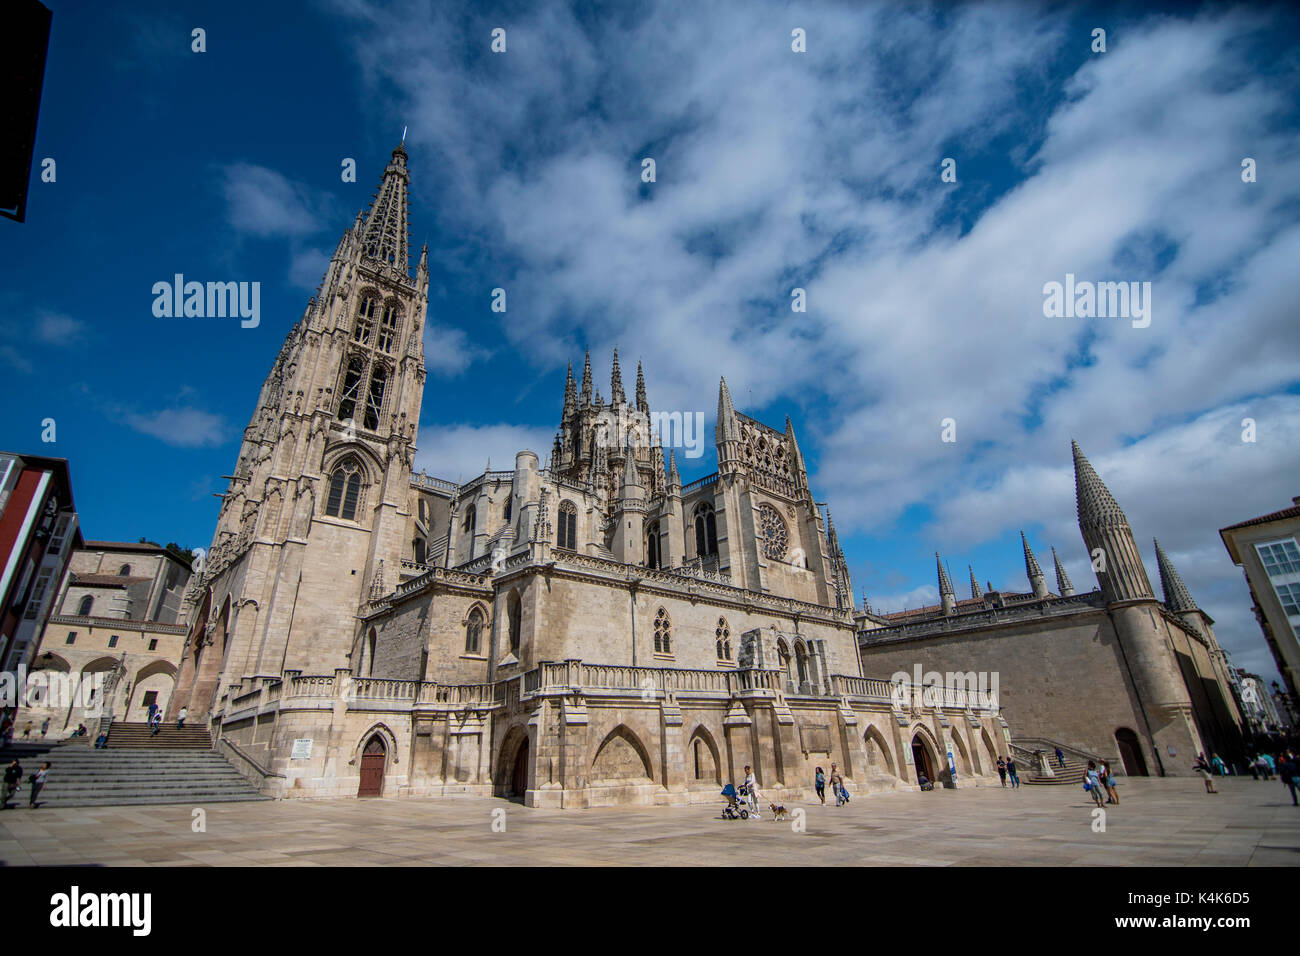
[167,147,1008,805]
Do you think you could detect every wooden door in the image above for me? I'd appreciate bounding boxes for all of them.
[358,736,386,797]
[510,738,529,798]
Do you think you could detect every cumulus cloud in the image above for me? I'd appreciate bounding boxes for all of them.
[221,163,328,238]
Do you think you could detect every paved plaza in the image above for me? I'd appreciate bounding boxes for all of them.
[1,776,1297,867]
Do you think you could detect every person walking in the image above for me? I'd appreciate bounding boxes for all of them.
[1054,747,1066,769]
[2,760,22,809]
[39,717,50,739]
[149,709,162,736]
[1006,755,1020,789]
[742,765,760,820]
[814,766,826,805]
[21,721,32,740]
[1279,754,1299,807]
[28,762,49,808]
[176,706,188,730]
[830,764,846,806]
[1195,755,1218,794]
[1099,760,1120,804]
[996,756,1007,787]
[1085,761,1105,808]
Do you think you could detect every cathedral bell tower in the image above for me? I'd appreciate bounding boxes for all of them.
[172,145,428,717]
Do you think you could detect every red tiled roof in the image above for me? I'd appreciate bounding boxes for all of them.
[1220,504,1300,533]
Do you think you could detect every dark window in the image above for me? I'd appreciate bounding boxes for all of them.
[142,691,158,709]
[364,365,387,431]
[504,498,512,522]
[507,592,522,655]
[653,607,672,655]
[337,355,366,422]
[325,463,364,521]
[77,596,93,616]
[343,473,362,520]
[414,538,426,565]
[646,521,660,569]
[376,302,399,352]
[65,632,76,645]
[694,503,717,557]
[148,639,158,651]
[118,564,131,576]
[463,505,477,536]
[557,502,577,551]
[108,635,119,648]
[354,296,376,344]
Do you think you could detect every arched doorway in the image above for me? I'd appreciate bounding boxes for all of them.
[358,735,386,797]
[1115,728,1148,776]
[510,737,530,799]
[911,731,937,786]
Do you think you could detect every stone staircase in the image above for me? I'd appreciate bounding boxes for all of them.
[0,735,270,808]
[102,721,213,750]
[1022,754,1086,786]
[1011,737,1109,787]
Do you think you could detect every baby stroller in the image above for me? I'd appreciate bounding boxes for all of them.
[720,783,750,819]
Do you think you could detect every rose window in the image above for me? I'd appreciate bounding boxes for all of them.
[758,504,788,560]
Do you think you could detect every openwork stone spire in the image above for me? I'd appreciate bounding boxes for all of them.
[580,349,592,404]
[361,143,411,273]
[610,349,626,405]
[969,565,982,599]
[1154,539,1196,612]
[1052,547,1074,596]
[635,360,648,413]
[563,361,577,417]
[717,377,739,441]
[1022,531,1043,580]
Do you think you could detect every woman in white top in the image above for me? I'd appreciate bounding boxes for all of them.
[743,766,760,819]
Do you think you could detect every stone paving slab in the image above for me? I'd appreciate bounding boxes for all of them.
[0,777,1296,867]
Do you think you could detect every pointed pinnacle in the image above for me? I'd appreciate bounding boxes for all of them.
[936,552,954,597]
[1154,538,1196,612]
[1022,531,1044,582]
[969,565,982,599]
[1072,440,1129,531]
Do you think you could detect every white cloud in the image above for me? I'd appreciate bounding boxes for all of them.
[123,407,228,448]
[414,423,557,483]
[221,163,326,238]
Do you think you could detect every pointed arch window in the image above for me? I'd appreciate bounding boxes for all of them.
[645,520,661,569]
[325,460,365,521]
[504,498,512,522]
[77,595,94,616]
[376,302,400,353]
[337,355,366,422]
[653,607,672,655]
[715,617,731,661]
[465,606,485,655]
[694,502,718,557]
[795,642,809,687]
[363,364,388,431]
[117,564,132,576]
[463,505,477,536]
[507,590,522,655]
[557,501,578,551]
[353,296,376,345]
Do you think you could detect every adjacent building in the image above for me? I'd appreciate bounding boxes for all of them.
[1220,497,1300,708]
[0,452,80,674]
[21,540,193,734]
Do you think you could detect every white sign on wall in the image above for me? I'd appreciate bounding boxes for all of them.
[291,738,313,760]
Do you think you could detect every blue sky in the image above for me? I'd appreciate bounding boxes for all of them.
[2,0,1299,682]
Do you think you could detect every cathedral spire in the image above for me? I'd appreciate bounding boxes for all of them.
[1072,440,1154,604]
[1052,547,1075,596]
[635,360,648,413]
[937,553,956,615]
[1022,531,1048,598]
[563,361,577,418]
[580,349,592,405]
[1073,440,1128,532]
[360,143,411,274]
[717,377,739,441]
[1154,539,1196,612]
[610,349,626,405]
[969,565,982,600]
[667,449,681,492]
